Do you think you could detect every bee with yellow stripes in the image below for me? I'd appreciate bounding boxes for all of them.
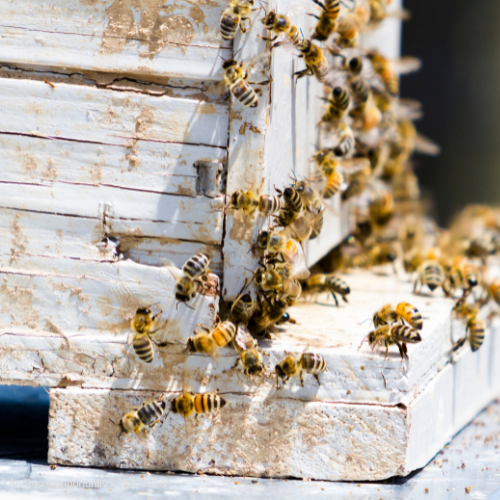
[372,302,423,331]
[275,348,327,388]
[360,324,422,361]
[186,320,236,359]
[117,395,167,436]
[311,0,340,42]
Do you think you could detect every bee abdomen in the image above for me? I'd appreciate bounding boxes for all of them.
[301,353,327,374]
[259,194,281,214]
[194,393,227,414]
[350,77,369,102]
[391,325,422,344]
[422,262,445,290]
[183,253,210,279]
[283,187,304,213]
[212,321,236,347]
[231,80,258,107]
[287,25,302,46]
[397,302,423,330]
[133,335,154,363]
[323,171,343,199]
[468,318,485,352]
[334,134,355,156]
[326,275,350,296]
[221,12,239,40]
[138,400,167,426]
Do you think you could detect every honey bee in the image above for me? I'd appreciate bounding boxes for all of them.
[366,50,399,96]
[186,320,237,359]
[369,191,394,226]
[275,187,304,227]
[233,323,265,376]
[373,302,423,330]
[323,171,344,199]
[465,235,496,262]
[260,10,302,46]
[414,260,445,294]
[367,0,409,26]
[170,388,226,434]
[223,57,270,108]
[220,0,255,40]
[321,86,351,122]
[230,190,282,215]
[302,274,350,306]
[332,123,355,157]
[118,395,167,435]
[335,12,365,47]
[229,291,257,324]
[289,211,324,242]
[443,260,481,297]
[275,348,327,387]
[295,39,329,82]
[311,0,340,41]
[130,306,170,364]
[360,324,422,360]
[172,253,212,303]
[254,265,302,300]
[341,168,368,200]
[294,179,323,216]
[453,304,486,353]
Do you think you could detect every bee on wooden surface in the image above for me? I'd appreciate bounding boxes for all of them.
[321,86,350,123]
[443,260,481,297]
[171,388,226,435]
[311,0,340,41]
[295,39,329,82]
[220,0,256,40]
[222,55,270,108]
[230,190,281,216]
[254,265,302,301]
[289,211,324,242]
[453,305,486,353]
[360,324,422,360]
[368,243,398,269]
[229,291,257,325]
[118,395,167,436]
[335,13,362,48]
[373,303,423,330]
[414,260,445,294]
[233,323,265,376]
[260,10,302,46]
[275,348,327,387]
[302,274,350,306]
[341,168,368,200]
[366,50,399,96]
[186,320,237,359]
[294,179,324,216]
[172,253,212,303]
[275,187,304,227]
[323,171,344,199]
[130,306,170,364]
[248,293,288,338]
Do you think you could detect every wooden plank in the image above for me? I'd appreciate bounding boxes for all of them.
[0,133,226,198]
[0,0,232,80]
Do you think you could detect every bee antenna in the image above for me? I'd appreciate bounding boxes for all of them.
[219,54,227,62]
[234,47,243,60]
[358,317,371,325]
[183,302,196,311]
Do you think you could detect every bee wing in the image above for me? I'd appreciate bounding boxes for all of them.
[391,56,422,75]
[396,98,423,120]
[287,241,310,280]
[414,133,441,156]
[338,157,371,175]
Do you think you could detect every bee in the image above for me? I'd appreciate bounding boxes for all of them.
[260,10,302,46]
[332,123,355,157]
[173,253,212,303]
[275,187,304,226]
[223,57,270,108]
[453,307,486,353]
[302,274,350,306]
[220,0,255,40]
[186,320,237,359]
[254,265,302,300]
[229,291,257,324]
[130,306,169,364]
[443,260,481,297]
[294,179,323,216]
[361,324,422,361]
[369,191,394,226]
[321,86,351,122]
[368,243,398,269]
[373,303,423,330]
[275,348,327,387]
[289,212,323,242]
[233,323,265,376]
[248,293,288,338]
[341,168,368,200]
[230,190,281,215]
[465,235,496,262]
[366,50,399,96]
[335,13,363,47]
[414,260,445,294]
[311,0,340,41]
[118,395,167,435]
[323,171,344,199]
[171,388,226,434]
[295,39,329,82]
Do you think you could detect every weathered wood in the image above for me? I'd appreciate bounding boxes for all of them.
[0,0,232,80]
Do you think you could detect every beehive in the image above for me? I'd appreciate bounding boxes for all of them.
[4,0,499,483]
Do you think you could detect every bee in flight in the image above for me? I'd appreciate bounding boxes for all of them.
[130,306,171,364]
[222,53,271,108]
[186,320,237,359]
[360,324,422,360]
[221,0,256,40]
[275,347,327,388]
[116,394,167,436]
[170,253,213,304]
[170,387,226,435]
[301,274,350,306]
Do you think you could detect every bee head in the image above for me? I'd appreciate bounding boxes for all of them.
[186,337,196,353]
[387,251,397,262]
[348,56,362,74]
[283,187,294,200]
[368,331,376,344]
[256,230,270,248]
[261,11,275,27]
[333,86,343,98]
[467,276,478,288]
[240,293,253,304]
[119,413,140,434]
[248,365,264,376]
[275,364,286,379]
[222,59,238,70]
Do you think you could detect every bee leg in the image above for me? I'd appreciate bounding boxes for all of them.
[307,13,321,19]
[240,17,252,32]
[312,0,327,10]
[258,34,277,42]
[341,294,349,303]
[300,372,304,387]
[385,346,389,358]
[233,357,241,369]
[314,374,321,386]
[295,68,313,80]
[330,291,339,306]
[395,341,405,361]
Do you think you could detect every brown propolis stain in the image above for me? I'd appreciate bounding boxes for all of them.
[101,0,196,56]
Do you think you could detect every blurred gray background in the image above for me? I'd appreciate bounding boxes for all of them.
[402,0,500,226]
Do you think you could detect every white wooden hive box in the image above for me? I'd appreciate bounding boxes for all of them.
[2,0,495,484]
